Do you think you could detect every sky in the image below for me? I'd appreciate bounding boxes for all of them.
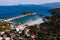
[0,0,60,5]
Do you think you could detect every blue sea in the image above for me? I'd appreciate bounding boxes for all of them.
[0,2,60,23]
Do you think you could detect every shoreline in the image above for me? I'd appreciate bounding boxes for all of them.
[0,13,44,26]
[23,18,44,26]
[0,13,45,31]
[3,12,36,22]
[15,18,44,31]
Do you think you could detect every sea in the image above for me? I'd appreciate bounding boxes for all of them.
[0,2,60,24]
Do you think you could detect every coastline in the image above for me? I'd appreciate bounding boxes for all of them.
[0,12,45,31]
[3,12,36,22]
[23,18,44,26]
[15,18,44,31]
[0,12,44,26]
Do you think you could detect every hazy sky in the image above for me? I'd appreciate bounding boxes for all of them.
[0,0,60,5]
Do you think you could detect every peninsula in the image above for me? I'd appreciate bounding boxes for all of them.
[4,12,36,22]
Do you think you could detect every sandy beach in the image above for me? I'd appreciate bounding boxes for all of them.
[15,18,44,31]
[23,18,44,26]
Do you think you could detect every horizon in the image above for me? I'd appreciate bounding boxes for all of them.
[0,0,60,6]
[0,2,60,6]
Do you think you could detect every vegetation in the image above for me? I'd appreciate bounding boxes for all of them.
[22,11,34,15]
[0,21,11,32]
[0,8,60,32]
[41,8,60,33]
[0,8,60,40]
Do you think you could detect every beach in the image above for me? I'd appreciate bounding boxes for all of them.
[0,1,60,40]
[15,18,44,31]
[23,18,44,26]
